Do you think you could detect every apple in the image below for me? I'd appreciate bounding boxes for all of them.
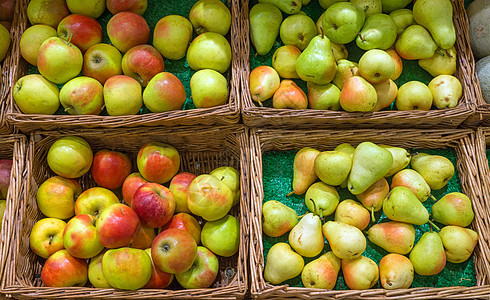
[0,159,12,199]
[201,214,239,257]
[169,172,196,213]
[130,225,156,249]
[37,176,82,219]
[210,166,240,206]
[41,249,88,287]
[153,15,193,60]
[136,142,180,184]
[59,76,104,115]
[122,172,147,206]
[88,250,111,288]
[161,213,201,245]
[102,247,152,290]
[151,228,197,274]
[175,246,219,289]
[57,14,102,53]
[122,44,165,87]
[13,74,60,114]
[143,248,173,289]
[66,0,105,18]
[91,150,132,189]
[27,0,70,28]
[189,0,231,36]
[47,136,93,179]
[0,200,6,231]
[187,174,233,221]
[107,12,150,53]
[0,23,8,62]
[19,24,57,66]
[103,75,143,115]
[131,182,175,228]
[96,203,140,248]
[142,72,186,112]
[0,0,15,21]
[190,69,228,108]
[29,218,66,259]
[107,0,148,15]
[187,32,232,73]
[63,214,104,259]
[37,36,83,84]
[74,187,119,217]
[82,43,123,84]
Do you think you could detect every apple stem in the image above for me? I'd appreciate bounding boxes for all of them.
[286,191,294,197]
[430,194,437,202]
[257,99,263,107]
[428,219,441,232]
[371,207,376,223]
[49,235,53,245]
[67,32,74,45]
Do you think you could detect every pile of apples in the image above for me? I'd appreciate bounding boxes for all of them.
[30,136,241,290]
[13,0,232,116]
[262,142,478,290]
[0,0,14,85]
[249,0,463,112]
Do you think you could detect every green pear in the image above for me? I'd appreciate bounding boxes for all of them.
[432,192,474,227]
[264,242,305,284]
[291,147,321,195]
[413,0,456,50]
[280,14,317,51]
[411,153,455,190]
[305,182,339,218]
[428,75,462,109]
[307,82,341,110]
[358,49,395,84]
[395,25,438,60]
[356,178,389,221]
[272,45,301,79]
[368,221,415,254]
[319,0,347,9]
[335,143,355,188]
[342,256,379,290]
[379,145,410,177]
[258,0,302,14]
[210,166,240,206]
[389,9,415,35]
[330,42,348,61]
[395,81,433,111]
[322,221,366,260]
[262,200,299,237]
[296,34,337,85]
[334,199,370,230]
[349,0,382,18]
[391,169,432,202]
[379,254,414,289]
[381,0,412,13]
[301,251,341,289]
[249,4,283,56]
[339,76,377,112]
[302,0,311,4]
[440,225,478,263]
[322,2,365,44]
[289,213,324,257]
[348,142,393,195]
[332,59,359,89]
[273,80,308,109]
[314,151,352,186]
[383,186,429,225]
[356,14,397,50]
[418,47,457,77]
[409,231,446,276]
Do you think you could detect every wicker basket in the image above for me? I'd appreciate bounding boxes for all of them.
[2,125,249,299]
[475,129,490,254]
[6,0,241,133]
[240,0,476,129]
[249,128,490,299]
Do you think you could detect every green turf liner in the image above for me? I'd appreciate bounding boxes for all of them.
[261,148,476,290]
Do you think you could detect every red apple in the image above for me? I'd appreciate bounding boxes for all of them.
[107,11,149,53]
[131,225,156,249]
[161,213,201,245]
[122,172,147,206]
[83,43,123,84]
[175,246,219,289]
[121,44,165,87]
[131,183,175,228]
[151,228,197,274]
[143,248,173,289]
[0,159,12,199]
[74,186,119,217]
[0,0,15,21]
[142,72,186,112]
[96,203,141,248]
[107,0,147,15]
[37,36,83,84]
[41,249,88,287]
[59,76,104,115]
[47,136,93,179]
[57,14,102,53]
[136,142,180,184]
[153,15,193,60]
[63,214,104,259]
[169,172,196,213]
[27,0,70,28]
[37,176,82,219]
[29,218,66,259]
[91,150,132,189]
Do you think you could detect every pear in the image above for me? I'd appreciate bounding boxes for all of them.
[314,151,352,186]
[280,14,317,51]
[386,49,403,80]
[342,256,379,290]
[264,242,305,284]
[258,0,302,15]
[249,66,280,106]
[439,225,478,263]
[331,43,348,61]
[395,25,438,60]
[322,221,366,260]
[334,199,370,230]
[379,254,414,289]
[302,0,311,4]
[358,49,395,84]
[273,80,308,109]
[391,169,432,202]
[249,4,283,56]
[335,143,355,188]
[296,34,337,85]
[367,221,415,254]
[339,76,377,112]
[409,231,446,276]
[383,186,429,225]
[389,9,415,35]
[272,45,301,79]
[332,59,359,89]
[381,0,411,13]
[428,75,463,109]
[379,145,410,177]
[307,82,341,110]
[289,213,325,257]
[356,14,397,50]
[305,182,339,218]
[349,0,382,18]
[432,192,474,227]
[319,0,348,9]
[301,251,341,289]
[262,200,299,237]
[395,81,433,111]
[411,153,455,190]
[348,142,393,195]
[210,166,240,206]
[419,47,457,77]
[322,2,366,44]
[291,147,320,195]
[413,0,456,50]
[356,178,389,221]
[372,79,398,111]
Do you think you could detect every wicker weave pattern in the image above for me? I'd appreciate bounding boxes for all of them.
[2,125,249,299]
[249,128,490,299]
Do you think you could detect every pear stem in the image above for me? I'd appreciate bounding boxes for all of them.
[357,33,365,42]
[428,219,441,232]
[297,212,307,219]
[409,152,419,157]
[320,26,325,39]
[435,49,445,56]
[429,194,437,202]
[286,191,294,197]
[371,207,376,223]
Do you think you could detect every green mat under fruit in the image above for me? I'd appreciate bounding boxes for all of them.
[261,148,476,290]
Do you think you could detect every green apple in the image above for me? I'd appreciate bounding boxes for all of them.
[153,15,193,60]
[13,74,60,114]
[29,218,66,259]
[82,43,123,84]
[60,76,104,115]
[19,24,57,66]
[88,250,111,288]
[201,214,240,257]
[0,23,10,62]
[102,247,152,290]
[37,36,83,84]
[187,32,232,73]
[37,176,82,219]
[175,246,219,289]
[210,166,240,206]
[322,2,365,44]
[74,187,119,217]
[66,0,106,18]
[47,136,93,179]
[190,69,229,108]
[63,214,104,259]
[189,0,231,36]
[104,75,142,115]
[187,174,234,221]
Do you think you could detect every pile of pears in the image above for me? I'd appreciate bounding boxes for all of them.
[262,142,478,290]
[249,0,464,111]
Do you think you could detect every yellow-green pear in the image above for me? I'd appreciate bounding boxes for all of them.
[358,49,395,84]
[342,256,379,290]
[322,221,366,260]
[381,0,411,13]
[258,0,302,14]
[319,0,348,9]
[379,254,414,289]
[264,243,305,284]
[440,225,478,263]
[428,75,462,109]
[339,76,378,112]
[280,14,317,51]
[379,145,410,177]
[409,232,446,276]
[356,13,397,50]
[272,45,301,79]
[383,186,429,225]
[314,151,352,186]
[350,0,382,18]
[289,213,324,257]
[301,251,341,289]
[413,0,456,50]
[411,153,455,190]
[395,25,438,60]
[367,221,415,254]
[335,143,355,188]
[395,81,433,111]
[307,82,341,110]
[249,66,280,105]
[291,147,321,195]
[334,199,370,230]
[262,200,299,237]
[432,192,474,227]
[305,182,339,218]
[295,33,337,85]
[372,79,398,111]
[332,59,359,89]
[389,9,415,35]
[391,169,432,202]
[249,4,283,56]
[210,166,240,206]
[356,178,389,221]
[331,42,348,61]
[419,47,457,77]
